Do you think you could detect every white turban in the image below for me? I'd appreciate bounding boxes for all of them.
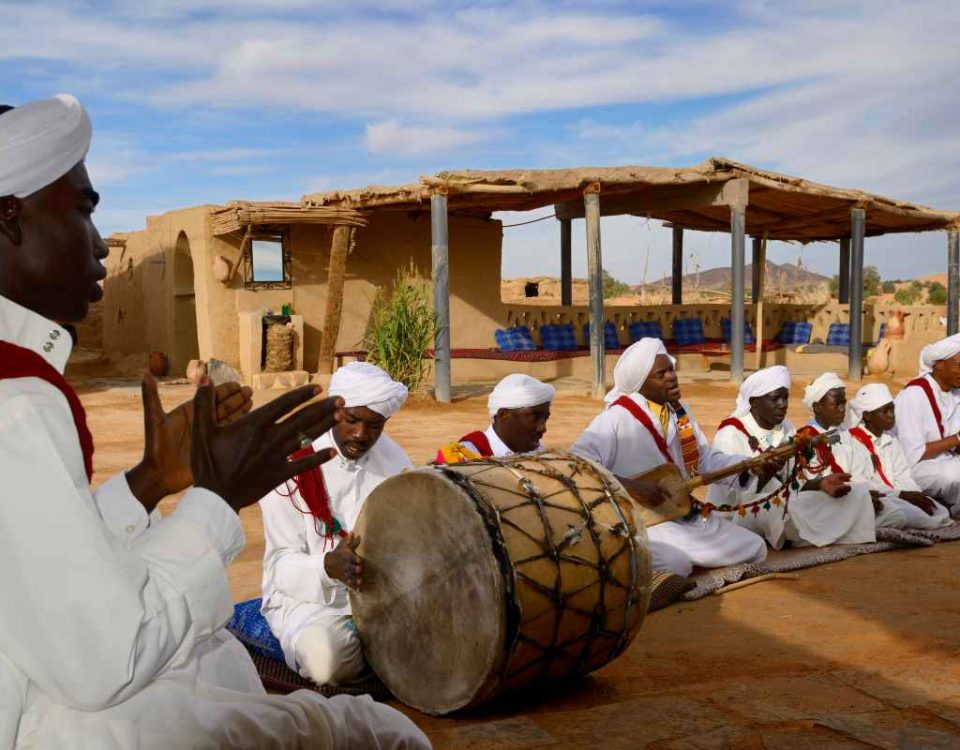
[0,94,92,198]
[802,372,846,412]
[919,333,960,375]
[603,338,674,405]
[734,365,791,417]
[488,373,555,417]
[847,383,894,426]
[328,362,408,418]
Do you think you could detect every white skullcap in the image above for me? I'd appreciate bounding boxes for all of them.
[919,333,960,375]
[802,372,846,412]
[603,338,674,405]
[488,373,555,417]
[847,383,894,426]
[0,94,92,198]
[734,365,791,417]
[328,362,408,418]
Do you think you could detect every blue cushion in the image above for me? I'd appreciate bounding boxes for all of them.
[582,322,621,350]
[778,321,812,345]
[629,321,664,342]
[494,325,536,351]
[720,318,755,345]
[540,323,578,351]
[672,318,706,345]
[826,322,851,346]
[226,598,285,662]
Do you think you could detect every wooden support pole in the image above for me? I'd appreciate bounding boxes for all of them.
[838,237,851,304]
[317,225,352,374]
[560,218,573,306]
[754,233,767,371]
[584,187,605,398]
[431,194,451,403]
[672,227,683,305]
[730,205,746,383]
[949,229,959,335]
[849,209,866,381]
[751,236,761,304]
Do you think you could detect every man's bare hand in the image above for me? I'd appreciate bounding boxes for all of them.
[618,476,669,509]
[751,450,788,487]
[899,490,939,516]
[820,472,852,498]
[324,533,363,590]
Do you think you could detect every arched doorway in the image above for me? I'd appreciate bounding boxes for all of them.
[172,231,200,374]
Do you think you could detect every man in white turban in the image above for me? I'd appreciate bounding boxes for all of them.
[846,384,952,528]
[260,361,413,688]
[710,366,876,549]
[892,333,960,516]
[572,339,769,578]
[435,373,554,462]
[0,96,429,747]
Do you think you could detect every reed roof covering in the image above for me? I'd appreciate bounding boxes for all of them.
[210,201,367,241]
[302,157,960,242]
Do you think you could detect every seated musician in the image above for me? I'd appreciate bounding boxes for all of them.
[892,334,960,517]
[799,372,907,530]
[259,362,412,686]
[847,383,952,528]
[571,338,768,578]
[435,373,554,462]
[709,366,876,549]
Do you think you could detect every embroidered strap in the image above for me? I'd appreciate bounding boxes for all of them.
[848,427,894,488]
[906,377,945,438]
[0,340,94,482]
[434,430,494,464]
[671,402,701,476]
[796,425,843,475]
[613,396,675,465]
[459,431,494,458]
[717,417,761,453]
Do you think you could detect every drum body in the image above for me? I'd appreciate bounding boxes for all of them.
[350,450,651,715]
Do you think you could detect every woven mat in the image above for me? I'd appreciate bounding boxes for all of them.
[682,521,960,600]
[248,650,391,700]
[648,570,697,612]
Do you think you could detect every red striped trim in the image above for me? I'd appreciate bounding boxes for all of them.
[906,377,945,438]
[796,424,843,474]
[848,427,894,488]
[613,397,675,465]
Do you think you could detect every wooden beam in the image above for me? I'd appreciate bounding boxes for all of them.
[431,194,451,402]
[949,229,959,335]
[730,205,746,383]
[555,178,749,221]
[560,218,573,306]
[672,227,683,305]
[584,188,605,398]
[317,226,353,374]
[849,209,866,381]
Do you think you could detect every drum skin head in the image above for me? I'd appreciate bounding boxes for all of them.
[350,470,506,715]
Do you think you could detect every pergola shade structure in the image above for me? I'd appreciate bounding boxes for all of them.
[303,157,960,398]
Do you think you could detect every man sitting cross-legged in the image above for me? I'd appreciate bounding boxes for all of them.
[435,373,554,462]
[848,383,952,529]
[260,362,413,688]
[893,334,960,516]
[571,338,768,578]
[709,366,876,549]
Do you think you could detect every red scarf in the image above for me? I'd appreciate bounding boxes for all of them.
[0,340,94,482]
[613,396,675,465]
[458,431,494,458]
[848,427,894,488]
[906,377,945,438]
[796,424,843,475]
[717,417,761,453]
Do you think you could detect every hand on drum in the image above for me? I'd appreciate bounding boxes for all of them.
[618,475,669,509]
[324,532,363,590]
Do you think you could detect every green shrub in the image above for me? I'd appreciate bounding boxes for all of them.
[603,269,632,299]
[927,281,947,305]
[881,280,895,293]
[364,264,435,392]
[894,286,921,305]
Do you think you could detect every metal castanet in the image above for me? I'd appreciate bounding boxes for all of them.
[630,430,841,528]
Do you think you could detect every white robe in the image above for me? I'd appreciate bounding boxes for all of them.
[893,373,960,515]
[260,431,413,683]
[0,294,428,750]
[709,414,876,549]
[846,428,953,529]
[571,393,767,577]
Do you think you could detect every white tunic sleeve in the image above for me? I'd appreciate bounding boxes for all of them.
[0,383,243,712]
[92,472,156,542]
[260,487,342,606]
[894,386,940,466]
[0,652,25,750]
[689,412,750,486]
[570,411,619,469]
[886,438,923,492]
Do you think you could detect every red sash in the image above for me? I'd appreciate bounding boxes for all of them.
[0,340,94,482]
[613,396,675,465]
[848,427,894,488]
[906,377,945,438]
[717,417,761,453]
[796,424,843,474]
[459,431,494,458]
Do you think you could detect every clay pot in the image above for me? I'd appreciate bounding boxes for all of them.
[866,339,891,375]
[148,351,170,377]
[884,310,908,340]
[186,359,208,384]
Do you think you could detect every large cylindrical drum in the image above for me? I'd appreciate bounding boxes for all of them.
[349,450,651,715]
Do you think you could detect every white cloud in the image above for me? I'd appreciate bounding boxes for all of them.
[365,120,491,156]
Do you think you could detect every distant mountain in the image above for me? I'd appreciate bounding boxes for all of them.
[637,261,830,291]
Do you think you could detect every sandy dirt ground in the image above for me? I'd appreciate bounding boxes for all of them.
[77,367,960,749]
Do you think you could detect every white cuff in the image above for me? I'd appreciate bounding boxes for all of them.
[94,473,151,541]
[172,488,246,567]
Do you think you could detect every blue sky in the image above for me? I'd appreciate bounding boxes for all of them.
[3,0,960,283]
